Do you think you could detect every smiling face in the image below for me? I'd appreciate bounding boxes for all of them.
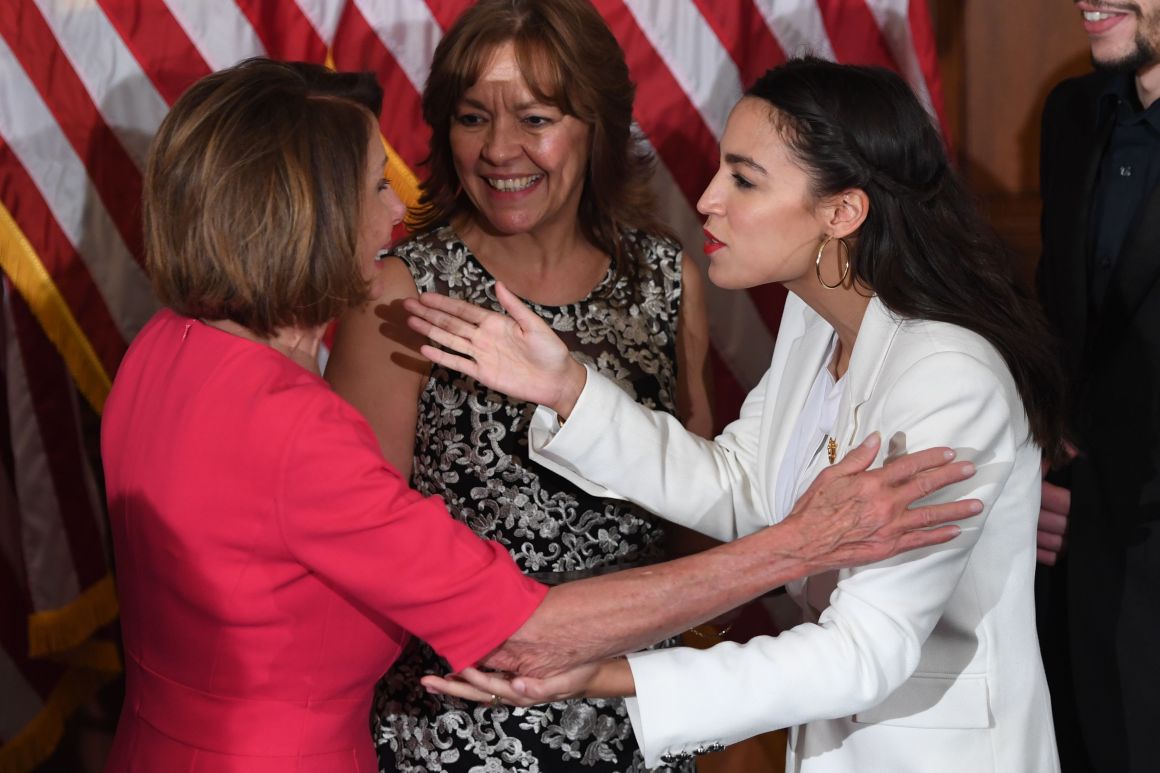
[449,41,591,237]
[1076,1,1160,70]
[696,98,831,292]
[357,127,404,296]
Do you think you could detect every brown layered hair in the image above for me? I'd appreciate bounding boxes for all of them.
[413,0,671,289]
[144,57,380,336]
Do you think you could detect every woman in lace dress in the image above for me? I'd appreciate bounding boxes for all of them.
[325,1,712,770]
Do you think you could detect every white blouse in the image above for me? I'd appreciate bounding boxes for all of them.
[774,334,847,526]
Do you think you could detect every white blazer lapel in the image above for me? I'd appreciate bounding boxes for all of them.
[830,296,904,459]
[803,297,904,614]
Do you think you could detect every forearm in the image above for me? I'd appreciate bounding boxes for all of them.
[488,435,978,677]
[531,366,766,542]
[484,517,820,677]
[586,656,635,699]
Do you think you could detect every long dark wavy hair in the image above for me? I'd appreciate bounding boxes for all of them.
[412,0,673,293]
[749,57,1066,461]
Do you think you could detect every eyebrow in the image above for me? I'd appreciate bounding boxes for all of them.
[724,153,767,175]
[457,96,551,112]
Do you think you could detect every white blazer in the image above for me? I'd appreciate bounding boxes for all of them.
[528,293,1059,773]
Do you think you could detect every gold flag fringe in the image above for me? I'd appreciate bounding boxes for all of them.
[0,202,111,413]
[28,574,119,660]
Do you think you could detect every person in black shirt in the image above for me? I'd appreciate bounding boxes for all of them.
[1036,3,1160,772]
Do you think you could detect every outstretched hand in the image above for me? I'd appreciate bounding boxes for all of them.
[403,282,588,416]
[785,433,981,573]
[420,663,603,708]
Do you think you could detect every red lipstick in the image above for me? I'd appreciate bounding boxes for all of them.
[703,228,725,255]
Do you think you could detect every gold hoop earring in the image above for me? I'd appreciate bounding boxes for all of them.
[815,235,851,289]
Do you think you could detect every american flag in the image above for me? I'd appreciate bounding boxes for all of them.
[0,1,944,767]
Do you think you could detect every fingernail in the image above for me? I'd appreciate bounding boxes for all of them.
[943,449,956,460]
[969,500,983,514]
[960,462,975,475]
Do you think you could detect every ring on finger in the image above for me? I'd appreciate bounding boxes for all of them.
[489,693,502,708]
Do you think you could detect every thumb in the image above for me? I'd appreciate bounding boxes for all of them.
[511,676,548,700]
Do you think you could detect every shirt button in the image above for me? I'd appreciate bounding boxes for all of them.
[1099,255,1113,268]
[1120,165,1133,176]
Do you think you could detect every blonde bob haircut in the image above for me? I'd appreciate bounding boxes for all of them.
[144,58,378,336]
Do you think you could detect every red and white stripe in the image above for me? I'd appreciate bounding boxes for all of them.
[0,2,943,767]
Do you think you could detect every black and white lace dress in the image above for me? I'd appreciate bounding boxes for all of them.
[373,225,694,773]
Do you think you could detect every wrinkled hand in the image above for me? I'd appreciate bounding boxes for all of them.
[420,664,600,708]
[784,433,981,574]
[403,282,587,416]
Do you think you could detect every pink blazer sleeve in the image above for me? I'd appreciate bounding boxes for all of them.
[276,391,547,672]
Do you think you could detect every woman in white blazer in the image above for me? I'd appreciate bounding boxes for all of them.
[407,58,1066,772]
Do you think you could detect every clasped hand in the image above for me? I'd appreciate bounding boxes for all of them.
[421,662,609,708]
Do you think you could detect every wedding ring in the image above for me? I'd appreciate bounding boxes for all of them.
[489,693,502,708]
